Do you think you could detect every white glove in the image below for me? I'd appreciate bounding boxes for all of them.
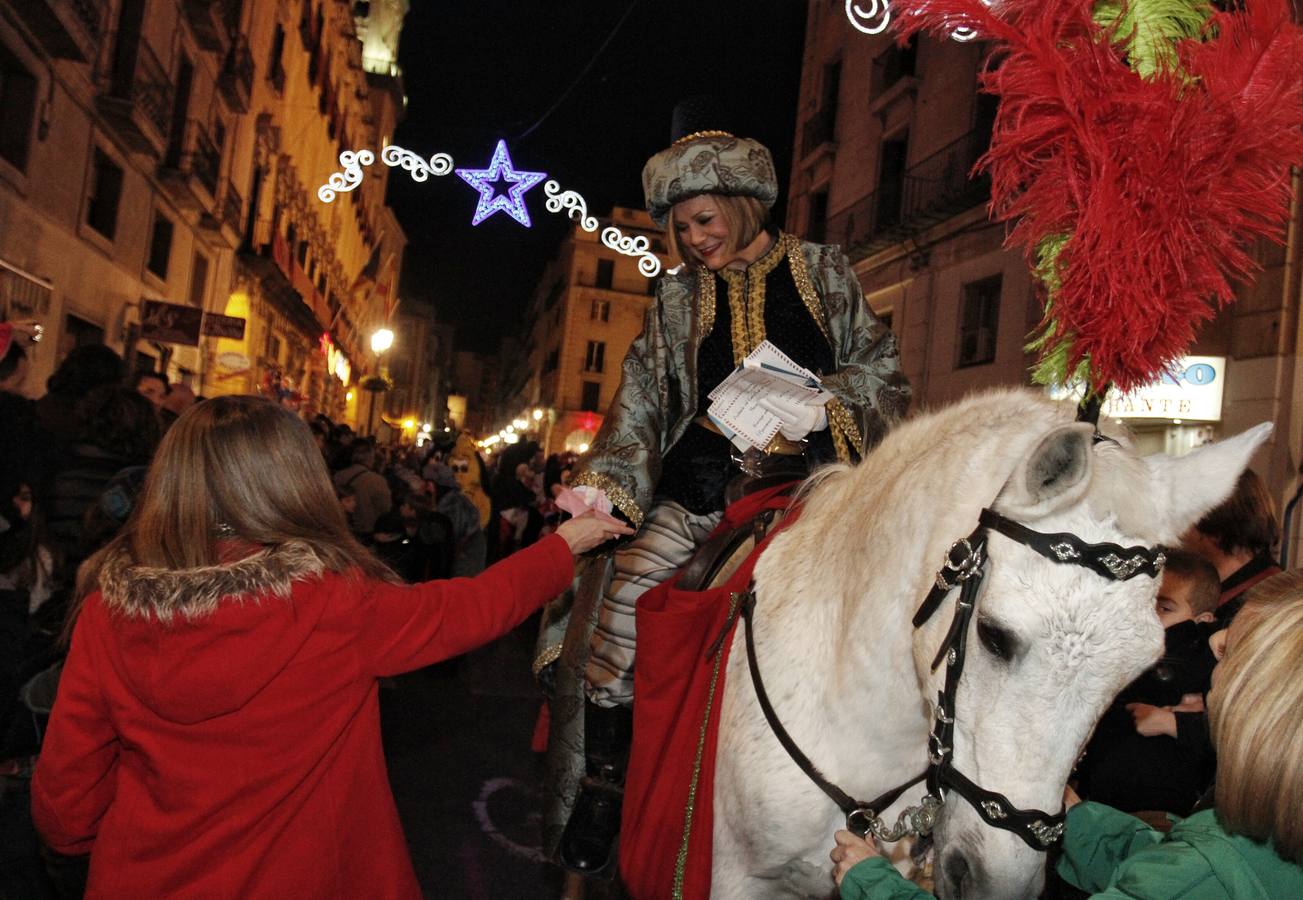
[758,394,829,441]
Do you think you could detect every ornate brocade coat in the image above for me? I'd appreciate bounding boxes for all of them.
[536,234,911,853]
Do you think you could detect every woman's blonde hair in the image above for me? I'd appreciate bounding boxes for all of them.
[78,395,398,604]
[1208,568,1303,862]
[666,194,769,266]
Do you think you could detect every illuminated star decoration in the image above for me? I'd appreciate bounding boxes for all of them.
[455,140,547,227]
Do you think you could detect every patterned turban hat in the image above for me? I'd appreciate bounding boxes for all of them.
[641,96,778,228]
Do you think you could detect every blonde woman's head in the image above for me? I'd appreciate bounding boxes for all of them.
[1208,569,1303,862]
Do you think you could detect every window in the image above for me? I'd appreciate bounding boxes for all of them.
[296,239,308,267]
[146,213,174,279]
[581,380,601,412]
[86,149,124,240]
[543,348,559,374]
[808,190,829,243]
[876,135,908,230]
[957,275,1002,368]
[595,258,614,289]
[189,251,209,307]
[877,36,917,93]
[0,41,38,171]
[268,25,287,92]
[266,332,282,363]
[584,340,605,373]
[590,299,610,322]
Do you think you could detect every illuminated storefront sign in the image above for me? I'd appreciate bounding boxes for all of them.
[319,333,352,385]
[1050,356,1225,422]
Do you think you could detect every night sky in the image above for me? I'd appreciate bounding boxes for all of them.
[389,0,808,352]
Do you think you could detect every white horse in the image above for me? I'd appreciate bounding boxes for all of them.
[710,389,1270,899]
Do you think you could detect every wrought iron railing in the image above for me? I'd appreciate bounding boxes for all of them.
[219,38,254,109]
[222,181,244,233]
[823,127,992,256]
[69,0,105,40]
[111,40,172,141]
[164,119,220,197]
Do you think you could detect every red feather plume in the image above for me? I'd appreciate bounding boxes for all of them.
[895,0,1303,393]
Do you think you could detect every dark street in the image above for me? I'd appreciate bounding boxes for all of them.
[381,620,567,899]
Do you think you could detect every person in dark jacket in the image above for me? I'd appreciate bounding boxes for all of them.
[35,345,125,459]
[1183,469,1282,624]
[31,395,629,899]
[1076,550,1223,816]
[45,387,159,575]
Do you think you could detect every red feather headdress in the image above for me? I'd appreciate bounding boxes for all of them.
[894,0,1303,396]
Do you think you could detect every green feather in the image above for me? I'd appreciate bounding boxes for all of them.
[1093,0,1213,79]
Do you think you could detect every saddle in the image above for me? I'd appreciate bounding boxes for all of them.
[676,474,797,592]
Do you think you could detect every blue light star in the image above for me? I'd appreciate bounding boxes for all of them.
[455,140,547,228]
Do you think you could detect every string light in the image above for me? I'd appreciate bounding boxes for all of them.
[455,140,546,227]
[317,142,663,276]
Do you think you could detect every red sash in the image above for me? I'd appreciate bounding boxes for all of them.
[620,484,799,899]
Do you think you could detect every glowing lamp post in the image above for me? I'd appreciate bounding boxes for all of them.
[361,327,396,437]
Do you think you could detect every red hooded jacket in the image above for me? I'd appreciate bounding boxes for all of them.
[32,534,573,899]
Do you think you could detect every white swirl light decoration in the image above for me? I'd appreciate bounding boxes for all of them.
[380,144,455,182]
[846,0,891,35]
[317,149,374,203]
[543,180,599,232]
[601,226,661,278]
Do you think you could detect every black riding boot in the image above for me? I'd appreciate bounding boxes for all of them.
[558,698,633,875]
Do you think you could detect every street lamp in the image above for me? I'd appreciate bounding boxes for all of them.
[362,327,396,437]
[532,408,543,421]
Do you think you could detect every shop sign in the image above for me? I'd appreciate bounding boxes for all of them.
[217,351,250,371]
[201,312,246,340]
[318,332,352,385]
[140,299,202,346]
[1050,356,1226,422]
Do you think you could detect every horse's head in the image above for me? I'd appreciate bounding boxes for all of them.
[919,419,1271,899]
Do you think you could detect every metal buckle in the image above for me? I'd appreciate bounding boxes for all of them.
[934,538,984,590]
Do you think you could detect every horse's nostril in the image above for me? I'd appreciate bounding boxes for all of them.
[943,851,971,899]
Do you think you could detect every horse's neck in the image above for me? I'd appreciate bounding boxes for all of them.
[751,515,932,753]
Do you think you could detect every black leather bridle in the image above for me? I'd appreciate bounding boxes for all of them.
[736,506,1166,851]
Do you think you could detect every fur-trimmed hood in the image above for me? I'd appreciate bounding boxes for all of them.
[99,540,326,621]
[90,542,333,724]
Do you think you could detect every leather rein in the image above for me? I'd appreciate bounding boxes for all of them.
[733,506,1166,851]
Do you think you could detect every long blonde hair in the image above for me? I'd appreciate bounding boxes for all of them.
[1208,569,1303,862]
[78,395,398,605]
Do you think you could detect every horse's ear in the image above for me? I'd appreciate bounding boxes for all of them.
[996,423,1096,519]
[1144,422,1273,536]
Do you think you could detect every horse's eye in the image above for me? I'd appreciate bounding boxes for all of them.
[977,619,1016,661]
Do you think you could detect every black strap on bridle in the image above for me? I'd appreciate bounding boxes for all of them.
[736,503,1166,850]
[737,591,927,835]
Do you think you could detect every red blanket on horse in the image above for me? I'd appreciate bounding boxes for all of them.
[620,484,799,900]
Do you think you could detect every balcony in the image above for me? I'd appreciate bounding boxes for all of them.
[218,38,254,112]
[97,39,173,155]
[160,118,220,209]
[199,180,243,247]
[801,106,837,161]
[823,128,992,262]
[18,0,103,61]
[181,0,230,53]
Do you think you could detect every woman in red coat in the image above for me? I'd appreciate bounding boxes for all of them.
[31,395,629,899]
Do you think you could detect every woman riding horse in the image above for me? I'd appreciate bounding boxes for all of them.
[538,99,911,872]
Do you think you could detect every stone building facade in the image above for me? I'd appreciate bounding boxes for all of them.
[0,0,410,431]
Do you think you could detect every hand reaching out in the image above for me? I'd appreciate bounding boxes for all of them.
[1126,702,1178,738]
[829,829,879,887]
[555,512,634,555]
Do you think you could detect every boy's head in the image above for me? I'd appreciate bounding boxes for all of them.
[1156,549,1222,628]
